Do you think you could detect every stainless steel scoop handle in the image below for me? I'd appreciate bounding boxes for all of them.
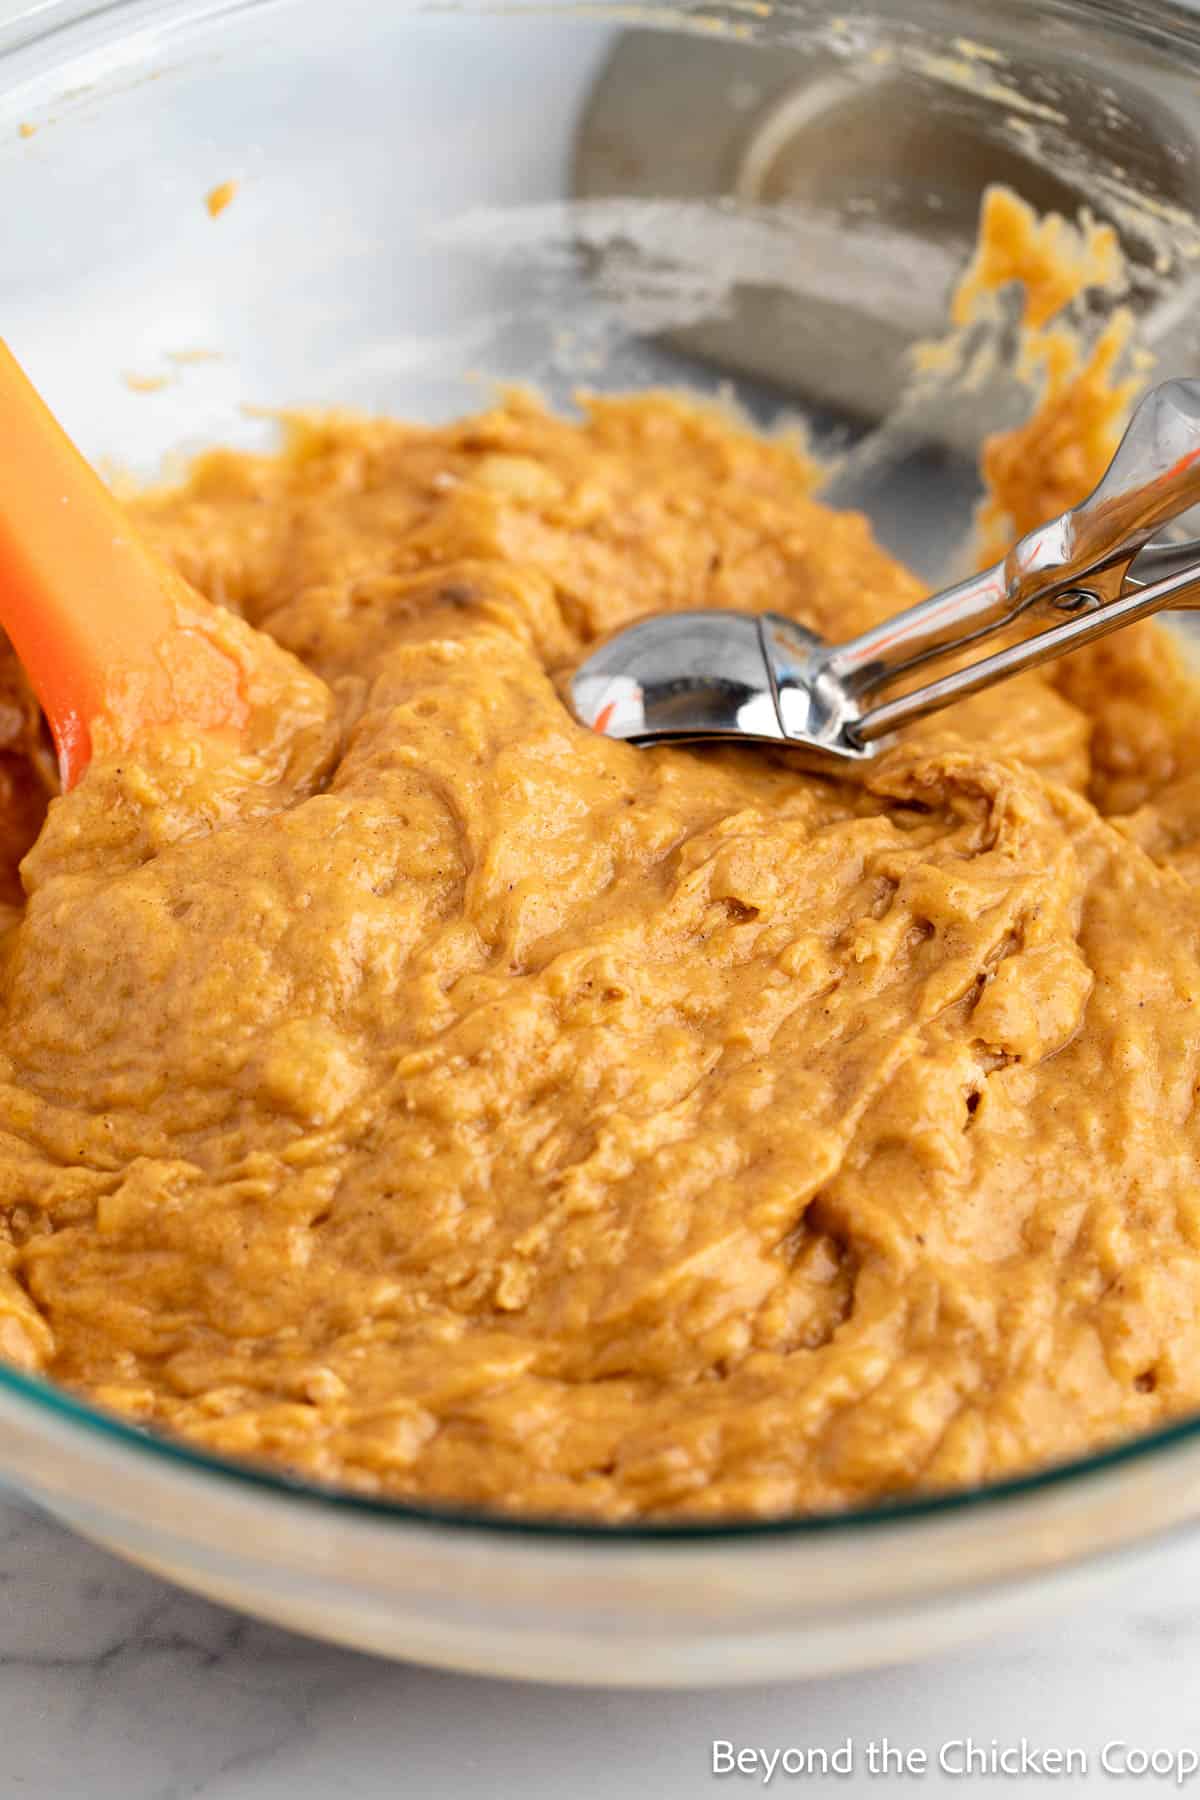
[853,547,1200,742]
[828,377,1200,707]
[569,377,1200,769]
[1123,536,1200,590]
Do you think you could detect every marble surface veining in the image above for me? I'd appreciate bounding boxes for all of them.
[3,1490,1200,1797]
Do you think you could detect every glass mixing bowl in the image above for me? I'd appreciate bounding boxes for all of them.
[3,0,1200,1686]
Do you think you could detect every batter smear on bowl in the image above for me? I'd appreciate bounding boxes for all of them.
[2,194,1200,1519]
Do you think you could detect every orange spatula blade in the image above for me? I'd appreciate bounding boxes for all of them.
[0,340,248,788]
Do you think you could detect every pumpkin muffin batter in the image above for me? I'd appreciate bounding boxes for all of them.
[2,197,1200,1519]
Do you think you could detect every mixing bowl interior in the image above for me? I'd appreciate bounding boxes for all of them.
[3,0,1200,1639]
[6,0,1200,578]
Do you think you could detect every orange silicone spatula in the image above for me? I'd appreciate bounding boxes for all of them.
[0,339,249,790]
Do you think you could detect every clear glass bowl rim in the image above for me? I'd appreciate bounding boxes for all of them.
[2,0,1200,1545]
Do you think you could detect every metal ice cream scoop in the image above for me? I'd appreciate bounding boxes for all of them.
[569,379,1200,770]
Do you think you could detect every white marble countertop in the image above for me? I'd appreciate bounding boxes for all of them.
[3,1490,1200,1798]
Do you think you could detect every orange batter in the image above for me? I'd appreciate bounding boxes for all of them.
[0,193,1198,1518]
